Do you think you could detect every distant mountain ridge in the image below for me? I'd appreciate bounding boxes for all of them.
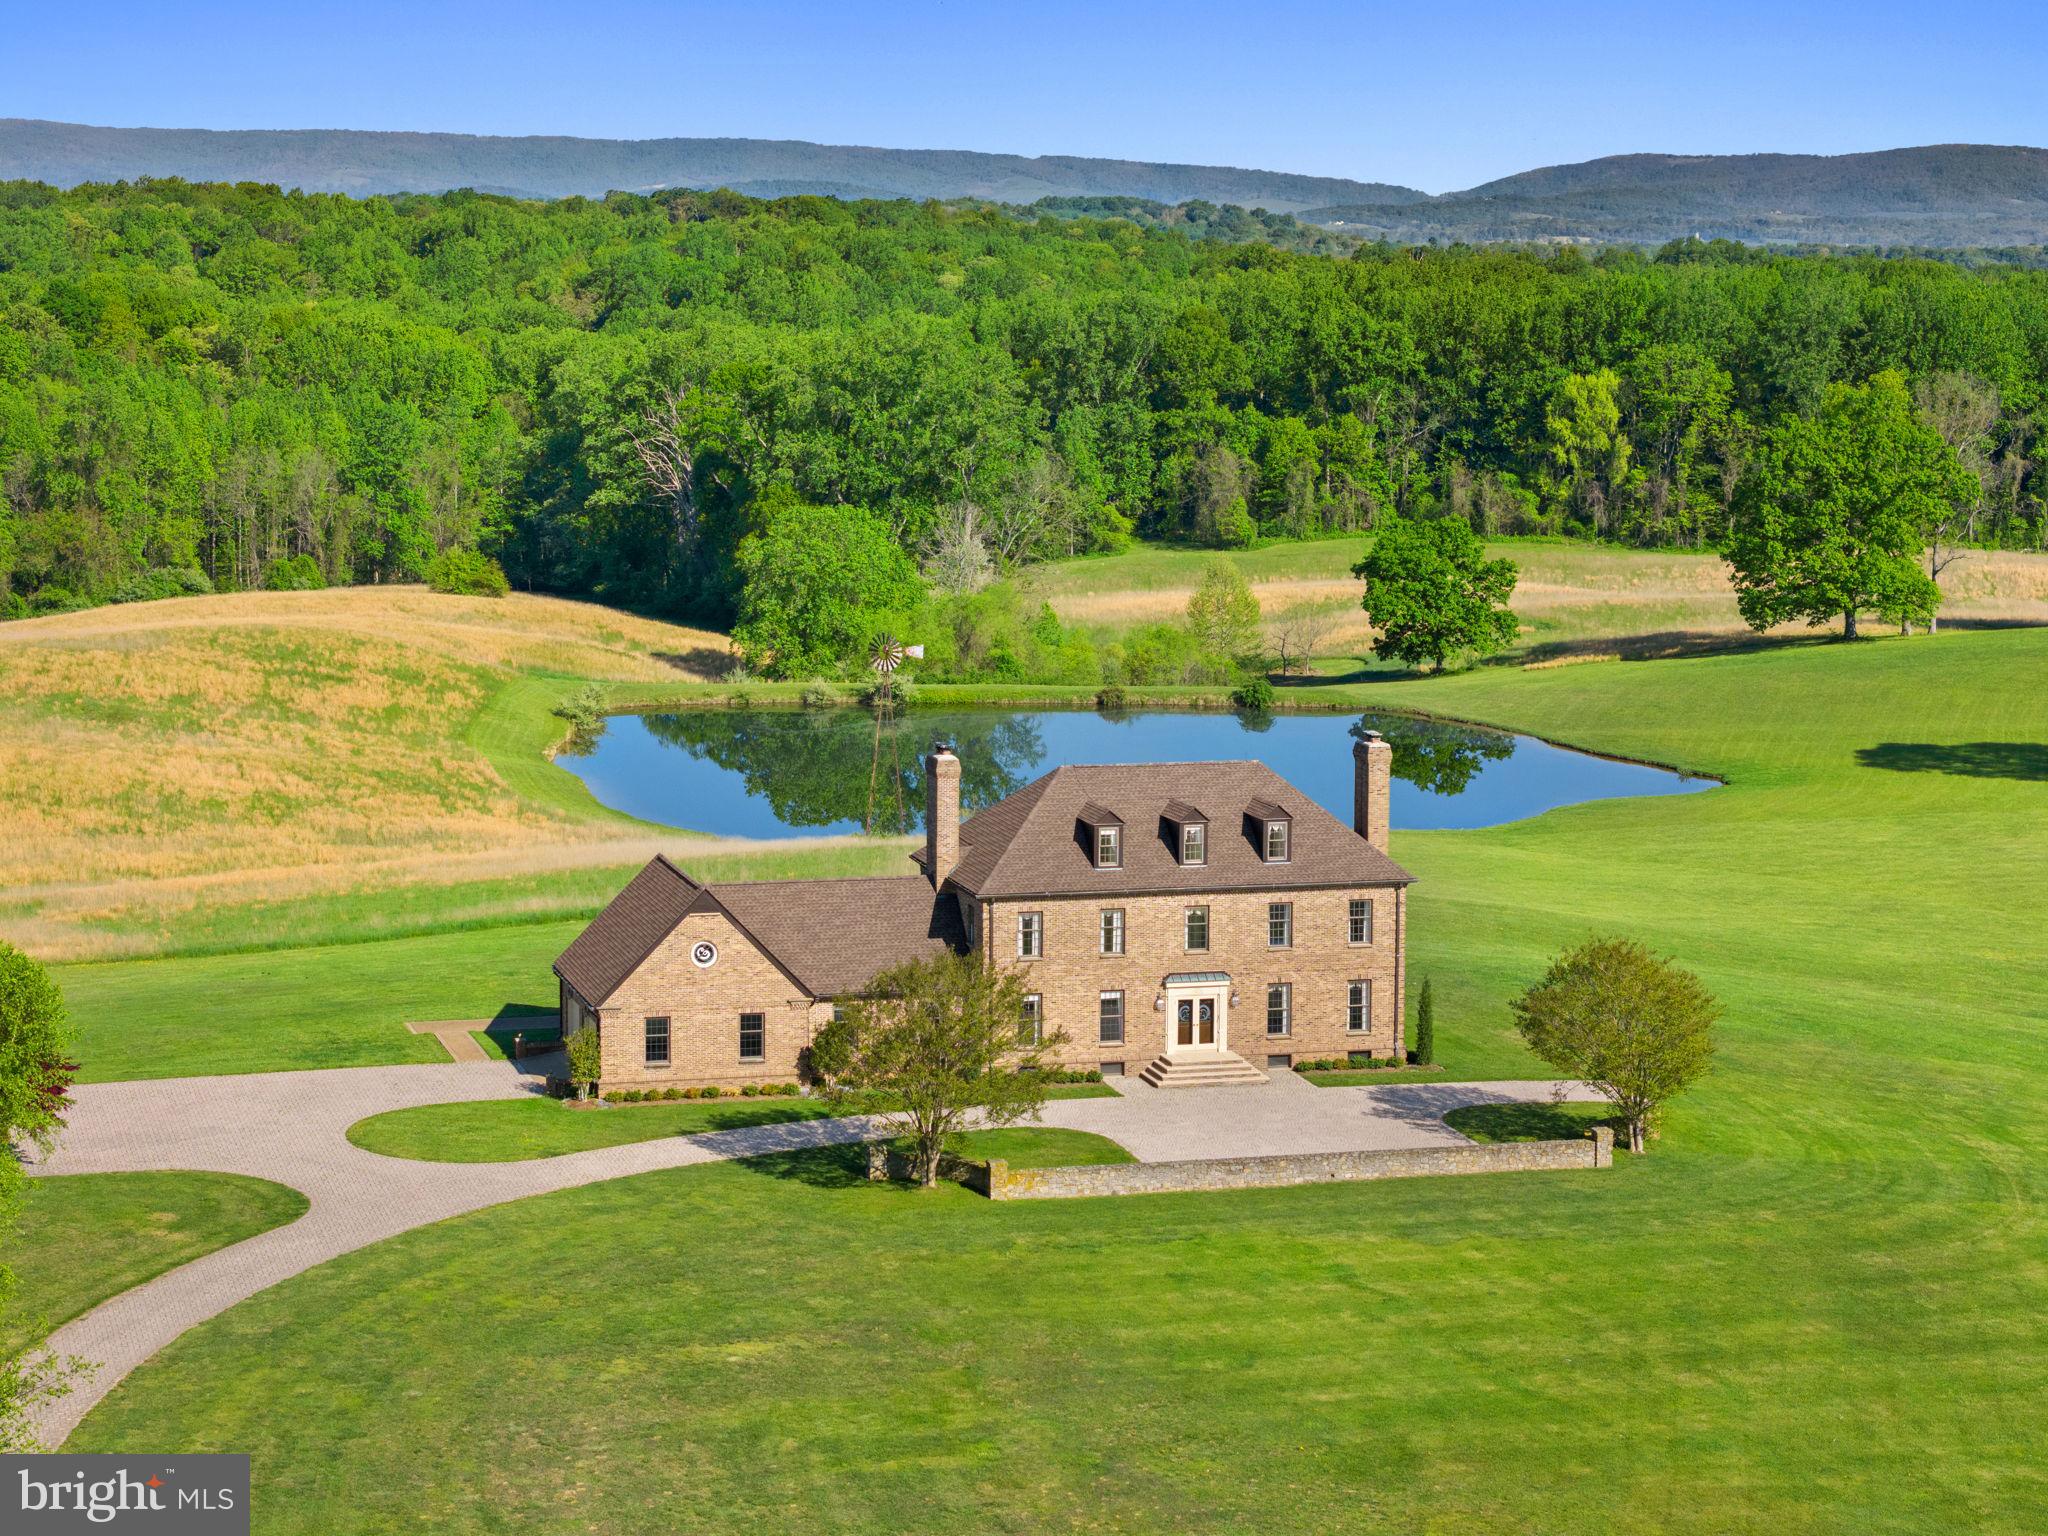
[6,124,2048,247]
[0,119,1422,213]
[1301,145,2048,246]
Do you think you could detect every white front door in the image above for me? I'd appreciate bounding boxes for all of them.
[1167,987,1228,1055]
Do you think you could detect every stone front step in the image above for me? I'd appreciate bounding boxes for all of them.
[1138,1050,1271,1089]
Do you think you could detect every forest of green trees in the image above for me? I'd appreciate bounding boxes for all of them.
[2,178,2044,636]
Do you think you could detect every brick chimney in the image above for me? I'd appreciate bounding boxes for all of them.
[925,741,961,889]
[1353,729,1392,853]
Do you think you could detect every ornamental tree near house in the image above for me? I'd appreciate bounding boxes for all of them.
[1510,937,1718,1155]
[809,953,1066,1188]
[564,1025,604,1100]
[1414,976,1436,1066]
[1353,514,1519,672]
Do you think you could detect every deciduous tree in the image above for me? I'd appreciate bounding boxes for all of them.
[732,500,926,678]
[809,953,1065,1187]
[1186,560,1263,661]
[1510,937,1717,1154]
[1353,514,1519,672]
[1726,372,1974,639]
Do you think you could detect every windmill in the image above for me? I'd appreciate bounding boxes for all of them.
[865,634,924,833]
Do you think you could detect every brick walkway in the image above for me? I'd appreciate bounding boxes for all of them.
[23,1057,1589,1447]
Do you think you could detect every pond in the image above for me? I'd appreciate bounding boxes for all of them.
[559,707,1712,838]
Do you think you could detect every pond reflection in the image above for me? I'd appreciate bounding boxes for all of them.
[560,707,1710,839]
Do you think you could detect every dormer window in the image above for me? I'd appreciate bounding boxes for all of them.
[1162,799,1207,867]
[1081,803,1124,869]
[1246,797,1291,863]
[1264,819,1290,863]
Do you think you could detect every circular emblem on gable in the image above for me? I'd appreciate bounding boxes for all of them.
[691,940,719,969]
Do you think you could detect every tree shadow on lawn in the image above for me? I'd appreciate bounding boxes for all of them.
[1443,1101,1624,1145]
[726,1143,876,1191]
[1855,742,2048,782]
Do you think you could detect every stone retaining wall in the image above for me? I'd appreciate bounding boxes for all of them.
[985,1126,1612,1200]
[865,1142,992,1193]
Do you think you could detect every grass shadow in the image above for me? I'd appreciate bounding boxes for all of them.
[1855,742,2048,782]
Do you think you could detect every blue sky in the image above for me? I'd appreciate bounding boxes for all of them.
[9,1,2044,192]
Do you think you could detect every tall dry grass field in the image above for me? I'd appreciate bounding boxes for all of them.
[1041,541,2048,658]
[0,589,734,959]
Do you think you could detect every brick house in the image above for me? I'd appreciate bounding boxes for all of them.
[553,732,1413,1090]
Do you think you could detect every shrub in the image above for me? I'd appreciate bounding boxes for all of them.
[681,1086,701,1099]
[1095,684,1129,713]
[742,1083,760,1097]
[663,1087,683,1101]
[1415,975,1437,1065]
[262,553,326,591]
[1231,675,1276,713]
[424,547,510,597]
[112,566,215,605]
[798,682,842,710]
[27,587,90,615]
[700,1085,722,1099]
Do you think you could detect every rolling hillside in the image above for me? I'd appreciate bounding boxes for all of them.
[0,119,1422,212]
[1301,144,2048,246]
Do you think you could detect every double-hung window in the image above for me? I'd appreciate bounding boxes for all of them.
[1098,991,1125,1045]
[1021,993,1043,1043]
[1018,911,1043,959]
[1100,908,1126,955]
[738,1012,765,1062]
[1264,819,1291,863]
[1266,983,1292,1036]
[1268,901,1293,948]
[1181,822,1207,865]
[644,1016,670,1066]
[1348,898,1374,945]
[1347,980,1371,1033]
[1184,905,1210,952]
[1096,824,1122,868]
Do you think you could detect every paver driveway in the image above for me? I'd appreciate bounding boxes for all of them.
[23,1057,1589,1446]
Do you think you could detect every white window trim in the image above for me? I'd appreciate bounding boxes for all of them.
[1181,823,1207,866]
[1096,824,1122,869]
[1347,980,1371,1032]
[1266,983,1292,1037]
[1018,911,1043,959]
[1100,907,1126,956]
[1268,901,1293,949]
[1184,905,1210,952]
[1348,897,1374,946]
[1022,993,1043,1042]
[1264,819,1291,864]
[1098,989,1125,1044]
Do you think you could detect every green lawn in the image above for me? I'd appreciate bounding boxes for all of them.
[931,1127,1134,1168]
[5,1173,307,1354]
[61,627,2048,1531]
[346,1096,833,1162]
[1443,1100,1621,1144]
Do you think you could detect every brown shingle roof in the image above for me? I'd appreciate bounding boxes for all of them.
[1161,799,1206,824]
[1245,795,1290,822]
[944,761,1413,899]
[705,875,967,998]
[554,855,702,1006]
